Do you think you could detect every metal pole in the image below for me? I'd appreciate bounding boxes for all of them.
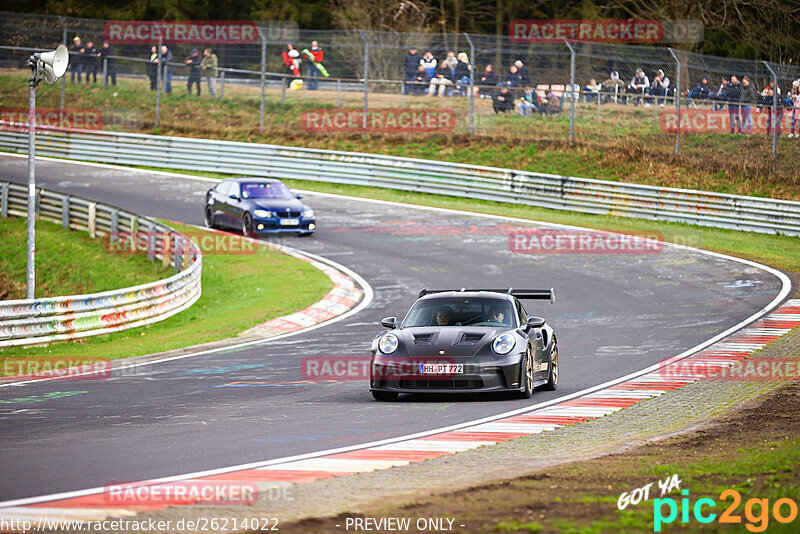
[58,16,66,125]
[155,36,162,129]
[219,69,225,100]
[259,29,266,134]
[102,58,108,89]
[762,61,778,171]
[281,75,286,104]
[26,61,39,299]
[464,33,475,137]
[596,83,600,121]
[359,30,369,135]
[565,41,575,142]
[668,48,681,157]
[337,79,341,108]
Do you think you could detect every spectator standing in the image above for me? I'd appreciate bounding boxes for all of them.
[83,41,98,83]
[303,41,324,90]
[601,71,625,103]
[201,48,218,97]
[402,47,419,95]
[420,51,437,78]
[281,43,301,87]
[789,80,800,138]
[629,68,650,107]
[69,36,83,83]
[428,61,453,97]
[412,65,431,96]
[158,45,174,93]
[686,75,710,107]
[651,69,670,106]
[98,42,116,86]
[185,48,202,95]
[492,87,513,113]
[147,46,158,91]
[739,76,756,133]
[761,81,782,134]
[479,64,498,99]
[725,76,742,132]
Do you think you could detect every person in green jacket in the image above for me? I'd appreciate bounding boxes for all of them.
[201,48,219,97]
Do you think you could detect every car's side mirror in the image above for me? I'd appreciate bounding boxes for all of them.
[381,316,397,329]
[229,194,239,200]
[525,316,546,331]
[296,194,303,199]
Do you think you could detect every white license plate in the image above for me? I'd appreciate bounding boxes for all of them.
[279,218,299,226]
[419,363,463,375]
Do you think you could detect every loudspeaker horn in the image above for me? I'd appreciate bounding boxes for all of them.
[40,44,69,84]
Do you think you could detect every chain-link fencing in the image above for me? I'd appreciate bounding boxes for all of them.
[1,10,799,169]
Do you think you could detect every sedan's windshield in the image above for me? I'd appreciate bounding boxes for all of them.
[403,297,515,328]
[240,182,292,199]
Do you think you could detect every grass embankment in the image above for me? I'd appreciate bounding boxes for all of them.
[2,70,798,200]
[0,221,333,362]
[0,216,168,300]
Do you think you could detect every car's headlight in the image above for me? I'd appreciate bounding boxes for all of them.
[303,209,315,218]
[492,333,516,355]
[253,209,271,218]
[378,333,399,354]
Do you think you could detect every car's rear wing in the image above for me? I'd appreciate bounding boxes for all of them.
[418,288,555,304]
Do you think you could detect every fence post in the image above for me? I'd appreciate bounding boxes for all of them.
[668,48,681,157]
[62,195,69,228]
[281,75,286,104]
[155,35,162,129]
[337,79,341,108]
[259,29,266,134]
[464,33,475,137]
[102,58,108,89]
[359,30,369,136]
[57,16,66,126]
[219,69,225,100]
[88,202,96,238]
[596,84,600,121]
[762,61,778,172]
[1,182,7,217]
[565,41,575,142]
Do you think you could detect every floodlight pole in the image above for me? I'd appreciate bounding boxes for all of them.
[26,56,41,299]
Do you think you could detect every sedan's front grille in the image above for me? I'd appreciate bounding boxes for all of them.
[277,211,301,218]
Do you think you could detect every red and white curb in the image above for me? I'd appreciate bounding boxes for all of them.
[2,299,797,524]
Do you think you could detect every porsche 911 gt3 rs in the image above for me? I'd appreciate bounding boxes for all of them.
[369,288,558,401]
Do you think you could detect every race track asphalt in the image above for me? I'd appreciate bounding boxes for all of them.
[0,155,788,501]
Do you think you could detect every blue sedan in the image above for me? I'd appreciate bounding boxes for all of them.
[204,178,316,236]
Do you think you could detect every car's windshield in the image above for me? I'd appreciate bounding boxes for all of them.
[402,297,515,328]
[240,182,292,199]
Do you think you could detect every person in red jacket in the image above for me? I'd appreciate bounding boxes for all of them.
[281,43,301,87]
[304,41,323,90]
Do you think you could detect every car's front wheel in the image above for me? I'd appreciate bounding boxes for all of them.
[542,338,558,391]
[372,390,399,402]
[517,344,534,399]
[204,207,216,229]
[241,213,254,237]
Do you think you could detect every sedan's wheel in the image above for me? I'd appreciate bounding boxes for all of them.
[204,207,216,229]
[372,390,399,402]
[241,213,253,237]
[543,339,558,391]
[517,344,534,399]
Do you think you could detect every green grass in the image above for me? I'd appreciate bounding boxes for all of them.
[0,216,169,300]
[0,221,333,362]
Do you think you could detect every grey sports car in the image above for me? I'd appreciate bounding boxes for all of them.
[369,288,558,401]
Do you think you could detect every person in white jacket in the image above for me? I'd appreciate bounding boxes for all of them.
[629,69,650,107]
[652,69,670,106]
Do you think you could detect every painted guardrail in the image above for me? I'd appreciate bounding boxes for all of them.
[0,128,799,235]
[0,181,202,347]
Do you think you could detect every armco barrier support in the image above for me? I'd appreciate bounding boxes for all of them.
[0,128,798,236]
[0,181,202,347]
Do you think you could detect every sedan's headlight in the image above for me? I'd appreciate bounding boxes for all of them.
[253,209,271,218]
[303,209,315,218]
[378,333,399,354]
[492,333,516,355]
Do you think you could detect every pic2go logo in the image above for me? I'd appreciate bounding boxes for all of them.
[653,489,800,532]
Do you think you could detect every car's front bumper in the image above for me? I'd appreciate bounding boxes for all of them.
[252,217,316,234]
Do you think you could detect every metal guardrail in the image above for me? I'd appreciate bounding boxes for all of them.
[0,180,202,347]
[0,128,799,236]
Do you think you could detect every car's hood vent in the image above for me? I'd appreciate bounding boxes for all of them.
[458,332,485,345]
[413,333,434,344]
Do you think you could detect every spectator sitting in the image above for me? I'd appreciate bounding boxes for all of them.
[541,90,562,115]
[711,77,729,110]
[493,87,514,113]
[428,62,453,97]
[600,71,625,103]
[420,51,437,78]
[629,68,650,107]
[402,46,419,95]
[443,50,458,71]
[651,69,670,106]
[412,65,431,96]
[514,60,531,87]
[516,87,538,116]
[584,78,601,103]
[687,75,711,107]
[454,52,471,95]
[478,64,498,99]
